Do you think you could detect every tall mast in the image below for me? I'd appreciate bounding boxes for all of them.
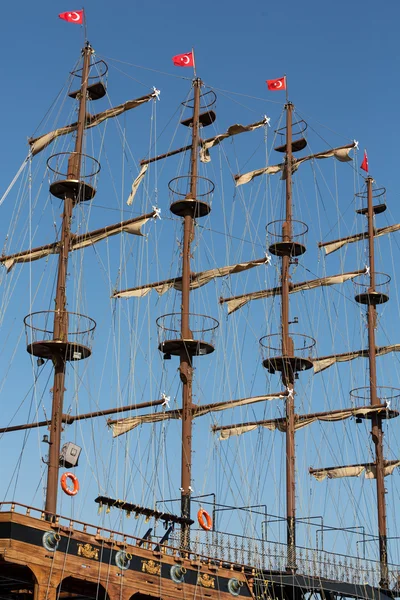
[157,79,217,550]
[179,78,201,548]
[365,176,388,587]
[45,43,92,516]
[282,103,296,571]
[261,102,313,572]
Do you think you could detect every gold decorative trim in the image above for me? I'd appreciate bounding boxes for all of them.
[77,543,99,560]
[142,559,161,575]
[198,573,215,588]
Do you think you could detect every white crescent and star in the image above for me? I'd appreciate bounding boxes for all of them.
[182,55,190,64]
[69,12,81,21]
[274,80,282,89]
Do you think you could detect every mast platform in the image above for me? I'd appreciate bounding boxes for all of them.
[266,220,308,257]
[156,313,219,358]
[353,272,390,305]
[168,175,214,217]
[260,333,316,375]
[24,311,96,361]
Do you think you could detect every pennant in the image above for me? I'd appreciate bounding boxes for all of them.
[361,150,369,172]
[59,10,84,23]
[266,77,286,91]
[172,52,194,67]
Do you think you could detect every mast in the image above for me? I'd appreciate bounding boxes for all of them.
[179,78,201,549]
[155,80,217,551]
[365,175,388,587]
[260,102,313,572]
[44,43,92,516]
[282,102,296,571]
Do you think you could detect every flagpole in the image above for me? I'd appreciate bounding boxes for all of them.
[285,73,288,103]
[192,48,196,78]
[83,6,87,42]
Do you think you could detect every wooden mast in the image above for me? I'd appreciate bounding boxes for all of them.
[282,102,296,571]
[365,176,388,587]
[45,43,92,517]
[180,78,201,550]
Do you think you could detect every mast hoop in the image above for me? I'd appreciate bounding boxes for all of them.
[47,152,101,179]
[168,175,215,199]
[156,312,219,336]
[352,271,391,289]
[71,59,108,79]
[260,332,316,354]
[355,186,386,200]
[275,119,308,137]
[266,219,308,240]
[353,272,390,305]
[182,89,217,110]
[350,386,400,408]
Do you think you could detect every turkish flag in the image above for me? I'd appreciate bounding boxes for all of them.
[266,77,286,91]
[59,10,84,24]
[360,150,369,172]
[172,52,194,67]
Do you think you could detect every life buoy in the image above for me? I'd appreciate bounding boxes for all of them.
[197,508,212,531]
[60,472,79,496]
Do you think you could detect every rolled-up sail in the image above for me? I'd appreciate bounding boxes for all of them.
[1,212,156,271]
[313,344,400,374]
[213,405,389,440]
[110,392,285,437]
[310,460,400,481]
[319,224,400,255]
[221,270,364,314]
[29,92,159,156]
[112,257,267,299]
[200,118,269,163]
[234,142,356,187]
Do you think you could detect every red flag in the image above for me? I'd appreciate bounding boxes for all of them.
[59,10,84,24]
[360,150,369,172]
[172,52,194,67]
[266,77,286,91]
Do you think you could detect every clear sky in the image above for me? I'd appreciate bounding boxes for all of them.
[0,0,399,570]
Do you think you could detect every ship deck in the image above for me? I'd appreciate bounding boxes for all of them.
[0,501,398,600]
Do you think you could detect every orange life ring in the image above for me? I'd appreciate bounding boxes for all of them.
[60,472,79,496]
[197,508,212,531]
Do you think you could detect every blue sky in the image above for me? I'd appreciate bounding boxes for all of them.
[0,0,400,568]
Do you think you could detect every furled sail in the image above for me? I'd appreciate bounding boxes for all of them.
[221,270,364,314]
[0,212,156,271]
[29,92,159,156]
[319,224,400,255]
[310,460,400,481]
[234,142,356,187]
[313,344,400,374]
[199,118,269,163]
[213,405,389,440]
[110,392,285,437]
[112,257,267,299]
[127,164,149,205]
